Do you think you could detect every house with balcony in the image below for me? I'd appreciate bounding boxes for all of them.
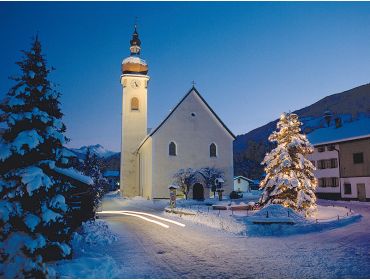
[307,117,370,201]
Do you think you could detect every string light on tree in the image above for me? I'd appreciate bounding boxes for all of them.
[259,112,317,217]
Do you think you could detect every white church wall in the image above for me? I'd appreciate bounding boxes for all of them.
[151,90,234,199]
[138,137,153,199]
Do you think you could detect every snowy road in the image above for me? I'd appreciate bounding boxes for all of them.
[99,199,370,278]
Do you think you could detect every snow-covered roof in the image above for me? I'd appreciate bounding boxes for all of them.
[136,87,235,152]
[122,56,147,66]
[53,167,94,185]
[307,117,370,146]
[103,170,119,177]
[234,176,255,183]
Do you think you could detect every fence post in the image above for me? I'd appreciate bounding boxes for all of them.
[337,215,339,221]
[218,209,221,216]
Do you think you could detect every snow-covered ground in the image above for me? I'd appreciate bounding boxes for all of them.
[49,194,370,278]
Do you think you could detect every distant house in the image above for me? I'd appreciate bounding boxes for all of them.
[103,170,120,191]
[307,117,370,201]
[233,176,256,192]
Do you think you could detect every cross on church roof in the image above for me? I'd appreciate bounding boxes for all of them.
[192,80,196,87]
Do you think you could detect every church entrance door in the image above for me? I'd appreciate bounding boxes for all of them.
[193,183,204,200]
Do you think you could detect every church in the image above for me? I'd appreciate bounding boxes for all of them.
[119,26,235,199]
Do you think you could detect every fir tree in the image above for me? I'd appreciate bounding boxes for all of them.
[259,113,317,216]
[77,148,109,210]
[0,36,73,277]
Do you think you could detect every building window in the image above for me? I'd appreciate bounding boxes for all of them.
[131,97,139,111]
[169,142,177,156]
[331,177,339,187]
[237,178,241,184]
[318,178,326,188]
[210,143,217,157]
[317,160,325,169]
[344,183,352,194]
[330,158,338,168]
[353,152,364,164]
[327,145,335,151]
[318,146,325,153]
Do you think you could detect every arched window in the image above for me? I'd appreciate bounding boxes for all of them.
[131,97,139,111]
[210,143,217,157]
[169,142,177,156]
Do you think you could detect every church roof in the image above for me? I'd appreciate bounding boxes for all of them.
[137,86,235,152]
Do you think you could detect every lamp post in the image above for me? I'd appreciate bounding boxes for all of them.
[168,185,178,209]
[214,178,225,201]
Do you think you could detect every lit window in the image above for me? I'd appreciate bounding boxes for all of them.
[131,97,139,111]
[210,143,217,157]
[169,142,176,156]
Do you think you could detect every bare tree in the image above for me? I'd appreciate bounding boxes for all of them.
[172,168,196,200]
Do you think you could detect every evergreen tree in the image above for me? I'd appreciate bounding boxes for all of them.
[0,37,73,277]
[77,148,109,210]
[259,113,317,216]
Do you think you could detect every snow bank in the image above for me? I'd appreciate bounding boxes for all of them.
[165,207,246,235]
[245,204,361,237]
[52,220,122,278]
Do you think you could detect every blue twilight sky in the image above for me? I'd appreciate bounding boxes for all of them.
[1,2,370,152]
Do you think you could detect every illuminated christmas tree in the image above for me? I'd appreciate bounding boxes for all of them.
[259,113,317,216]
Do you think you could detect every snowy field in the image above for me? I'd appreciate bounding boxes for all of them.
[49,194,370,278]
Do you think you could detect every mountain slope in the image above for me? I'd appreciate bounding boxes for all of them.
[69,144,118,159]
[234,83,370,178]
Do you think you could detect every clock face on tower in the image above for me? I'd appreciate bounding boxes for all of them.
[131,79,141,89]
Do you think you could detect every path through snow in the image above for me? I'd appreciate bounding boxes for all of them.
[93,198,370,278]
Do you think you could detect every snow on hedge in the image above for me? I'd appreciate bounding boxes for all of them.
[52,167,94,185]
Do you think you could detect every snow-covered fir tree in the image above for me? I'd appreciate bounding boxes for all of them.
[76,148,109,209]
[259,112,317,216]
[0,37,73,277]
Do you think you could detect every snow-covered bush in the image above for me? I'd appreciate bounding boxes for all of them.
[0,36,74,277]
[259,113,317,217]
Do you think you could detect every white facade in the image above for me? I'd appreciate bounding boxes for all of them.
[233,176,252,192]
[307,144,340,197]
[341,177,370,200]
[137,88,235,199]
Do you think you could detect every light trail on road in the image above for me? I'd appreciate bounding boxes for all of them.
[120,210,186,227]
[97,210,170,228]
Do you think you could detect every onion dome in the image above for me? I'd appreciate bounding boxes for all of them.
[122,25,148,75]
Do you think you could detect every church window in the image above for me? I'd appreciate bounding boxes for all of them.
[210,143,217,157]
[169,142,177,156]
[131,97,139,111]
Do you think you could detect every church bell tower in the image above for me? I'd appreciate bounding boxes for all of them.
[120,25,149,197]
